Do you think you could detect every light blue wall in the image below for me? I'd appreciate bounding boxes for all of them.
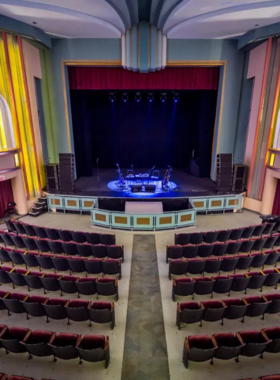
[168,39,245,178]
[50,38,121,156]
[50,38,244,176]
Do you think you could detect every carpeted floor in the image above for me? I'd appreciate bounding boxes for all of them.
[121,235,170,380]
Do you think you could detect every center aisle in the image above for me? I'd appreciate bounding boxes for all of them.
[121,235,169,380]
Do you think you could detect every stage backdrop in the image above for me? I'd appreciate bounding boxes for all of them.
[70,89,217,177]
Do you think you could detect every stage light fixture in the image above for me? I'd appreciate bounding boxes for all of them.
[160,92,167,102]
[147,92,154,102]
[122,92,128,102]
[109,92,116,102]
[173,92,179,102]
[135,92,141,102]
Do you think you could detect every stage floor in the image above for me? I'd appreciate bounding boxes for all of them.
[73,168,216,198]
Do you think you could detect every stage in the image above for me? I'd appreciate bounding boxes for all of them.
[73,168,216,198]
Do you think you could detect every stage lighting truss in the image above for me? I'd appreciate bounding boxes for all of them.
[135,92,141,102]
[122,92,128,102]
[173,92,179,102]
[109,92,116,102]
[160,92,167,102]
[147,92,154,102]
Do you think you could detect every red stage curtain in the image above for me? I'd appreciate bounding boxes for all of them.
[273,180,280,215]
[0,180,14,218]
[68,67,220,90]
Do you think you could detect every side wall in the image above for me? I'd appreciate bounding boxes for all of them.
[50,39,122,157]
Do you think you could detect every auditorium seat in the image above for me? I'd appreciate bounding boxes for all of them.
[75,277,96,297]
[194,277,214,298]
[37,253,54,271]
[45,228,60,241]
[71,231,86,243]
[252,236,268,251]
[263,250,280,266]
[34,238,50,253]
[250,252,268,269]
[107,245,124,262]
[22,224,36,237]
[239,239,255,253]
[262,268,280,288]
[85,232,100,245]
[10,234,26,249]
[213,333,244,361]
[264,233,280,249]
[92,244,107,259]
[243,296,270,320]
[166,245,183,262]
[102,259,122,279]
[100,233,115,245]
[84,258,103,275]
[263,222,276,235]
[242,226,255,239]
[0,232,14,247]
[12,222,26,235]
[212,242,228,257]
[96,278,119,301]
[22,237,38,251]
[237,330,270,359]
[21,295,47,319]
[217,230,231,242]
[76,243,92,257]
[0,248,12,264]
[48,241,64,255]
[212,275,233,296]
[88,301,115,329]
[204,231,219,244]
[2,292,27,315]
[48,332,79,361]
[197,244,213,258]
[58,275,79,296]
[183,335,217,368]
[9,268,28,288]
[0,265,13,284]
[76,335,110,367]
[169,259,188,279]
[246,271,267,292]
[42,298,68,322]
[21,329,54,358]
[24,270,44,291]
[219,256,238,273]
[204,258,222,274]
[262,327,280,354]
[230,274,250,294]
[51,255,70,272]
[7,249,25,266]
[201,300,226,326]
[189,232,204,245]
[58,229,72,242]
[65,299,90,325]
[263,293,280,314]
[33,226,47,239]
[22,251,39,268]
[172,278,194,301]
[62,242,78,256]
[0,326,29,354]
[252,224,266,237]
[175,233,190,245]
[222,298,248,324]
[226,241,242,255]
[235,254,253,271]
[230,228,244,241]
[183,245,198,259]
[176,302,204,329]
[68,256,86,274]
[40,273,62,294]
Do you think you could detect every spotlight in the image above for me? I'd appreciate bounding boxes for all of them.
[173,92,179,103]
[122,92,128,102]
[160,92,167,102]
[109,92,116,102]
[135,92,141,102]
[147,92,154,102]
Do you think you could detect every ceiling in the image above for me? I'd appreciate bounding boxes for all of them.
[0,0,280,39]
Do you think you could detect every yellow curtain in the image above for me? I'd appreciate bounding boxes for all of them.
[0,32,43,198]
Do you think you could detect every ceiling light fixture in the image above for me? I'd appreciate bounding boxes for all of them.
[135,92,141,102]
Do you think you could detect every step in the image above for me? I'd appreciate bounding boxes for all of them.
[32,206,44,212]
[36,201,46,207]
[28,211,40,217]
[38,197,47,202]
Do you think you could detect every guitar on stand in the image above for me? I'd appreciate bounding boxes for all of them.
[162,165,173,190]
[116,163,127,188]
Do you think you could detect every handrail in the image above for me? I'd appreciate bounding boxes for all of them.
[0,167,21,174]
[0,148,21,156]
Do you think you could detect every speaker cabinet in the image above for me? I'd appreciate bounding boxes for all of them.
[45,164,59,191]
[232,165,246,192]
[59,153,75,193]
[216,154,233,193]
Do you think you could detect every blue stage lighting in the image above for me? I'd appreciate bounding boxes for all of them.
[122,92,128,102]
[148,92,154,102]
[135,92,141,102]
[109,92,116,102]
[160,92,167,102]
[173,92,179,102]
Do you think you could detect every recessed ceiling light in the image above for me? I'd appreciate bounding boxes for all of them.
[255,24,259,27]
[33,21,37,24]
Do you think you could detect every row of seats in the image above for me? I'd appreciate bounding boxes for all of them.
[175,222,277,245]
[0,232,124,261]
[183,327,280,368]
[172,272,279,301]
[0,324,110,367]
[0,267,119,300]
[177,294,280,329]
[166,236,280,261]
[168,251,280,278]
[241,377,280,380]
[0,291,115,328]
[6,219,116,245]
[0,375,51,380]
[0,250,122,278]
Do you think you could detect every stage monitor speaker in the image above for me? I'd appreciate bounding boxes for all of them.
[145,185,156,193]
[232,164,246,192]
[45,164,59,191]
